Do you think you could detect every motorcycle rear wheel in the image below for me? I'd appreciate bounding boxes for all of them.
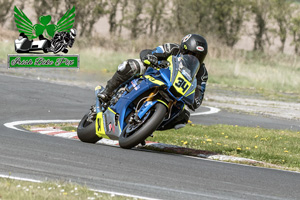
[77,113,102,143]
[119,102,167,149]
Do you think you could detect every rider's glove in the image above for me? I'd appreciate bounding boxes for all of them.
[187,97,201,111]
[143,54,158,66]
[159,60,170,68]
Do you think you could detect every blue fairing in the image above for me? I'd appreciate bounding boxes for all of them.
[144,67,159,76]
[137,100,157,119]
[182,78,197,105]
[183,93,195,105]
[109,76,159,130]
[158,68,172,87]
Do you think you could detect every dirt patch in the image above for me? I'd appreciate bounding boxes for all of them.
[205,94,300,121]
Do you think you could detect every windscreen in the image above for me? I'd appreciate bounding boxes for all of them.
[178,54,200,82]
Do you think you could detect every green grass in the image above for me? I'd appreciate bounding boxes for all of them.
[61,126,78,132]
[149,124,300,171]
[205,50,300,101]
[0,178,137,200]
[24,123,300,172]
[0,41,14,63]
[71,46,137,73]
[22,123,78,131]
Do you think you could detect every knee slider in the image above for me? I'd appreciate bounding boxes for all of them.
[128,59,147,75]
[127,59,142,75]
[117,61,132,75]
[117,59,145,77]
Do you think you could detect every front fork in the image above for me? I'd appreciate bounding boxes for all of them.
[87,105,97,122]
[133,87,174,123]
[86,86,104,123]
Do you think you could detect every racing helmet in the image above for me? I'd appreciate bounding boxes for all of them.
[180,34,208,64]
[70,28,77,39]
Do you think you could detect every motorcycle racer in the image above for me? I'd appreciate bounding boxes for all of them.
[99,34,208,129]
[47,28,77,54]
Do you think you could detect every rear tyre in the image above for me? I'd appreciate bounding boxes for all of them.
[77,113,102,143]
[119,103,167,149]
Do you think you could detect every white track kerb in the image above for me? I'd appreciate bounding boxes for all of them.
[190,106,220,116]
[4,119,80,132]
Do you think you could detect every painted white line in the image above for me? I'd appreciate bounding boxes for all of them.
[98,138,119,146]
[4,119,80,132]
[0,173,158,199]
[191,106,220,116]
[92,189,160,200]
[0,174,42,183]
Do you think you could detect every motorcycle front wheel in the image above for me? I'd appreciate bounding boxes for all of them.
[119,102,167,149]
[77,113,102,143]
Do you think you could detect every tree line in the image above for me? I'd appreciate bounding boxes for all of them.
[1,0,300,54]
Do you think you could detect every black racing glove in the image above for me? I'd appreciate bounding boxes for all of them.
[159,60,170,68]
[143,54,158,66]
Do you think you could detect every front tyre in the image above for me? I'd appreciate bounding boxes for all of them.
[77,113,102,143]
[119,103,167,149]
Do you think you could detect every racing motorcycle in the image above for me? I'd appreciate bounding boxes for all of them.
[77,54,200,149]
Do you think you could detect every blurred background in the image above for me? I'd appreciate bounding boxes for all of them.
[0,0,299,102]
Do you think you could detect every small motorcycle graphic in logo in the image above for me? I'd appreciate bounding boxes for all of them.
[14,6,76,54]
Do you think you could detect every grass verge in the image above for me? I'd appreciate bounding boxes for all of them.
[26,123,300,172]
[149,124,300,172]
[0,178,138,200]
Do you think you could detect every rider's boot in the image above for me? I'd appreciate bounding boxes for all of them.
[98,87,114,103]
[97,75,118,103]
[98,70,128,103]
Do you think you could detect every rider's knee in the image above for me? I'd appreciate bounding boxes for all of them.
[117,59,145,76]
[117,61,131,75]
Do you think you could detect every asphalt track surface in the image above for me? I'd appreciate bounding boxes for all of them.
[1,73,300,200]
